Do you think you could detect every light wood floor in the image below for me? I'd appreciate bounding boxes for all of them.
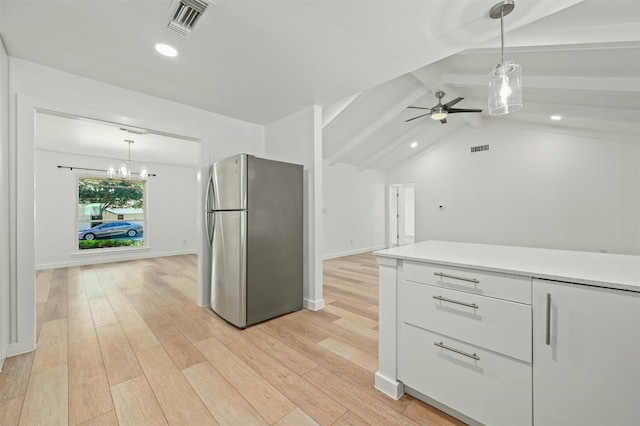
[0,253,464,425]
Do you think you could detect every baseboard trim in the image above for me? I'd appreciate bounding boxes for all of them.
[35,249,197,270]
[405,386,481,426]
[323,245,386,260]
[303,298,325,311]
[7,341,37,358]
[374,371,405,399]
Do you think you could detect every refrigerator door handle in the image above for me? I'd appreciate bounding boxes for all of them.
[205,173,215,245]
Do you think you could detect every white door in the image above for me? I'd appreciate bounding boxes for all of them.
[533,279,640,426]
[388,183,415,247]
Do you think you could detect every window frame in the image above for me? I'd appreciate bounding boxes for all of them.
[73,173,149,255]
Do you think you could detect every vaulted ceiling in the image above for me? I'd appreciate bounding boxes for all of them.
[2,0,638,172]
[322,1,640,172]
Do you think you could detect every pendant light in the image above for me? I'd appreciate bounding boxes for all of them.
[488,0,523,115]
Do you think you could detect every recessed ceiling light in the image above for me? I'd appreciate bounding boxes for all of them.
[155,43,178,57]
[410,142,418,148]
[550,115,562,121]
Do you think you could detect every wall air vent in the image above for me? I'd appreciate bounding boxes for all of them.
[471,144,490,153]
[168,0,209,37]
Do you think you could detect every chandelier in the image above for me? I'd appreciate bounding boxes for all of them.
[107,140,148,181]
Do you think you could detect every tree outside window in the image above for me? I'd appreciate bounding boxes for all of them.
[78,178,146,250]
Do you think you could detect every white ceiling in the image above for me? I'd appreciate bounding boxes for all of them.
[2,0,639,172]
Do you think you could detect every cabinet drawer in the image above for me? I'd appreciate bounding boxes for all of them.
[403,261,531,304]
[399,324,532,426]
[400,280,532,362]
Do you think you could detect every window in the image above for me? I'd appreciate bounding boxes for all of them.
[77,177,146,250]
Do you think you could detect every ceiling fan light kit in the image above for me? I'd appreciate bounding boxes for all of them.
[488,0,523,115]
[405,90,482,124]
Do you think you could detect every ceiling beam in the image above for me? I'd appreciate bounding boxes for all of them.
[322,91,363,129]
[356,121,430,172]
[327,87,428,166]
[358,120,463,172]
[476,23,640,52]
[443,74,640,93]
[384,122,468,174]
[412,67,484,129]
[461,41,640,56]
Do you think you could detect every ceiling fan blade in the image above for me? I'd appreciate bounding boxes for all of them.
[448,108,483,113]
[440,118,447,124]
[407,106,432,110]
[405,113,432,122]
[443,97,464,108]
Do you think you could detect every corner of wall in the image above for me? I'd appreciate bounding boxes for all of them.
[0,31,11,365]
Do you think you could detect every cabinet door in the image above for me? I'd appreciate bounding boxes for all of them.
[533,279,640,426]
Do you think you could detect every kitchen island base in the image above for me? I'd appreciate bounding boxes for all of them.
[374,241,640,426]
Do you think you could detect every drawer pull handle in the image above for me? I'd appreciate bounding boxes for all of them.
[433,295,478,309]
[434,341,480,361]
[434,272,480,284]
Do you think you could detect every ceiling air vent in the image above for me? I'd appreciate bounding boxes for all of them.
[168,0,209,37]
[470,144,489,153]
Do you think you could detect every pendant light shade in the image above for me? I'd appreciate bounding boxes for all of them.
[488,0,523,115]
[139,166,149,181]
[119,163,130,180]
[488,60,522,115]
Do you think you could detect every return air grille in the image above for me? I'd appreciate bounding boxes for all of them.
[168,0,209,37]
[470,144,489,153]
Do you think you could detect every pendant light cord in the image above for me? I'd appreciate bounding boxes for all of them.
[500,8,505,65]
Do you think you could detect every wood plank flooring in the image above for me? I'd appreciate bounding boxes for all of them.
[0,253,464,425]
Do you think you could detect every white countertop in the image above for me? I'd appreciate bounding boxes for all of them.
[374,240,640,293]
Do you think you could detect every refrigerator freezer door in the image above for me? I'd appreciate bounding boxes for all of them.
[210,210,247,328]
[212,154,247,211]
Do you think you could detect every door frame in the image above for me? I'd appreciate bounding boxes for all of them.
[11,94,206,356]
[387,182,415,248]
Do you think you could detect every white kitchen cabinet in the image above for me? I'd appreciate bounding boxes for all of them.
[375,241,640,426]
[533,279,640,426]
[397,264,533,425]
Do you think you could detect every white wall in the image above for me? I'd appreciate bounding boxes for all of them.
[388,122,640,255]
[265,105,324,310]
[8,58,265,356]
[35,150,197,269]
[0,35,10,368]
[323,161,386,258]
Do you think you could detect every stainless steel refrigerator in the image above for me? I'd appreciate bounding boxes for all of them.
[204,154,303,328]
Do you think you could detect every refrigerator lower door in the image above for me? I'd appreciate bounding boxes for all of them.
[210,210,247,328]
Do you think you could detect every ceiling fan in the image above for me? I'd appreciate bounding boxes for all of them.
[406,91,482,124]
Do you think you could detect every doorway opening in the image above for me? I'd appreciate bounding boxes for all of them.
[388,183,415,247]
[11,94,205,357]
